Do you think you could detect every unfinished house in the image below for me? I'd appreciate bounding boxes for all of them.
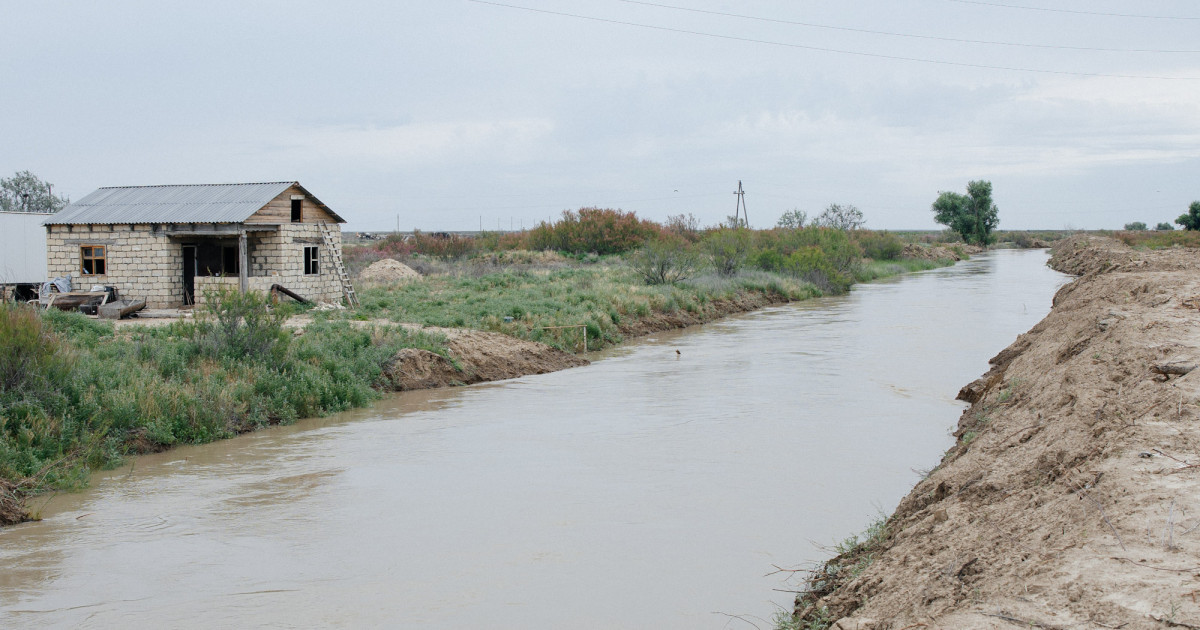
[44,182,355,308]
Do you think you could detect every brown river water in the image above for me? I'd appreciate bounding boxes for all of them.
[0,249,1068,629]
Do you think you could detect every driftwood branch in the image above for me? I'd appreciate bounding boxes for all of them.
[984,610,1064,629]
[1152,362,1196,379]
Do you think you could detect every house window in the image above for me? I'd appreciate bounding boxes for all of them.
[81,245,106,275]
[291,198,302,223]
[304,246,320,275]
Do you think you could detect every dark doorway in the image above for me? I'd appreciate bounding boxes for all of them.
[182,245,196,305]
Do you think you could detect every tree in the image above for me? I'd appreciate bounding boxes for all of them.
[1176,201,1200,231]
[0,171,68,213]
[931,180,999,246]
[777,208,808,230]
[1156,222,1175,231]
[814,203,864,230]
[1124,222,1148,231]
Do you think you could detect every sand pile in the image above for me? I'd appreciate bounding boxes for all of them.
[359,258,421,284]
[789,235,1200,629]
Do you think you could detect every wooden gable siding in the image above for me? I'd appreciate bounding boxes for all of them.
[245,185,336,224]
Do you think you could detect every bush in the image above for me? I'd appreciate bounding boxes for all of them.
[196,288,290,363]
[853,230,903,260]
[704,228,752,276]
[783,247,852,294]
[526,207,661,254]
[0,303,73,400]
[664,213,702,243]
[629,238,701,285]
[1124,222,1148,231]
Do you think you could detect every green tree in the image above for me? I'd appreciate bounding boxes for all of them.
[1124,221,1148,231]
[0,171,68,213]
[1156,222,1175,231]
[776,208,808,229]
[814,203,864,230]
[1176,201,1200,231]
[931,180,999,246]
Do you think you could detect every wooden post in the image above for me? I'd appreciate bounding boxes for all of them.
[238,230,248,293]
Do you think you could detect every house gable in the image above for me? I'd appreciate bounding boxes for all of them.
[245,184,342,225]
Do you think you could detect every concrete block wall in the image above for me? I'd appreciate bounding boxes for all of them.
[45,224,183,308]
[46,223,345,309]
[248,224,343,304]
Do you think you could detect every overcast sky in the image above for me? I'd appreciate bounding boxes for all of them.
[3,1,1199,231]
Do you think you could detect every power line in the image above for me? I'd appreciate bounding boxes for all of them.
[615,0,1200,54]
[466,0,1200,80]
[946,0,1200,21]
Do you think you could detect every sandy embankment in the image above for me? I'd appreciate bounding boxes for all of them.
[790,235,1200,629]
[377,291,794,390]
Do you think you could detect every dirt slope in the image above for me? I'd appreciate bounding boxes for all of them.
[383,326,588,390]
[789,235,1200,629]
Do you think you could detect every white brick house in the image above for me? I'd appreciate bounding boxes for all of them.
[44,182,348,308]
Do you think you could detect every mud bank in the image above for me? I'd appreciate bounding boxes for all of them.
[382,291,794,390]
[789,236,1200,629]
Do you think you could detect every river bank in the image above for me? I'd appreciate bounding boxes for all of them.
[1,249,966,526]
[785,235,1200,629]
[1,249,1063,629]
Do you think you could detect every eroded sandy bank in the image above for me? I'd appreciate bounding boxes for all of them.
[377,291,794,390]
[788,235,1200,629]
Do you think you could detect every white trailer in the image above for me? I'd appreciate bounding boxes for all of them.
[0,210,52,299]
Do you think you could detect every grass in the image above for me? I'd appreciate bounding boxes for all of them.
[341,263,818,352]
[780,513,891,629]
[1115,229,1200,250]
[0,297,452,517]
[853,257,956,282]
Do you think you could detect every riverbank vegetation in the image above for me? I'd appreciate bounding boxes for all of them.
[3,206,982,522]
[0,292,452,521]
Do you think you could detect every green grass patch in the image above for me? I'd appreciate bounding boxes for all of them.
[0,296,450,504]
[343,264,817,352]
[853,257,955,282]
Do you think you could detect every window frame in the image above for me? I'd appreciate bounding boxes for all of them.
[291,198,302,223]
[80,244,107,275]
[303,245,320,275]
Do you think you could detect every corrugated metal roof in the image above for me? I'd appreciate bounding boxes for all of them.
[45,181,344,225]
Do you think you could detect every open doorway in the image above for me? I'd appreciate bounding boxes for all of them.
[182,245,197,305]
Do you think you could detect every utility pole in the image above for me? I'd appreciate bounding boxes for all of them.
[732,180,749,228]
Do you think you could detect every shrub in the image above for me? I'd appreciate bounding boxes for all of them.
[409,230,478,259]
[629,238,701,285]
[853,230,903,260]
[526,207,661,254]
[783,247,852,294]
[704,228,752,276]
[1124,221,1148,231]
[664,213,702,243]
[196,288,290,363]
[0,303,73,399]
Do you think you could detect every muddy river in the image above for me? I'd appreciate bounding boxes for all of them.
[0,249,1068,628]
